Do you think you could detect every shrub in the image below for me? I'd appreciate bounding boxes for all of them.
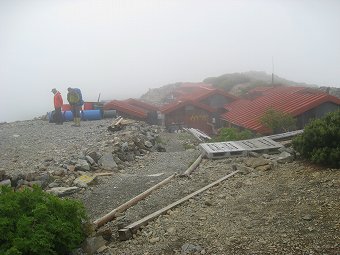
[293,110,340,168]
[0,186,87,255]
[260,108,296,134]
[213,127,254,142]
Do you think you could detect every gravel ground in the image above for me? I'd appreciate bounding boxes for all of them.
[107,160,339,255]
[0,119,113,176]
[0,120,339,255]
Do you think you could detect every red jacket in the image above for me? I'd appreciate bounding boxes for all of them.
[54,91,63,108]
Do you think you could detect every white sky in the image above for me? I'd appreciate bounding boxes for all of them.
[0,0,339,122]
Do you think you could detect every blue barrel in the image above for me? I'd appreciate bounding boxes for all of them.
[82,110,102,121]
[63,111,74,121]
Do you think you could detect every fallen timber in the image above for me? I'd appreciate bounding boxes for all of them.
[118,170,239,241]
[265,129,303,141]
[184,128,211,141]
[182,154,203,176]
[107,116,124,132]
[93,174,176,229]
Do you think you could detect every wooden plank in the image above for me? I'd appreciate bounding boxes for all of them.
[93,174,175,229]
[118,170,239,240]
[115,117,123,126]
[266,129,303,141]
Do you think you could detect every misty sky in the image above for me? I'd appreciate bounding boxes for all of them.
[1,0,340,122]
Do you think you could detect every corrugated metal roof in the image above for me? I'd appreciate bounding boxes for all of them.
[174,83,236,101]
[104,100,147,119]
[161,100,215,114]
[124,98,159,112]
[221,86,340,133]
[164,85,237,113]
[173,84,215,100]
[192,88,238,102]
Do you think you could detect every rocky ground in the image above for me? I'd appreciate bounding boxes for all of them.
[0,119,339,255]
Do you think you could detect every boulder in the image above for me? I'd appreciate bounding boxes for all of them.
[279,146,295,154]
[181,243,203,254]
[248,151,261,157]
[98,153,118,170]
[73,175,97,188]
[53,169,66,177]
[86,150,102,163]
[256,165,272,171]
[10,173,25,187]
[38,173,51,188]
[0,169,7,181]
[85,155,95,165]
[277,151,293,164]
[156,144,166,152]
[0,179,11,187]
[82,236,107,255]
[144,141,153,148]
[28,180,43,187]
[46,186,80,197]
[25,172,36,182]
[245,157,271,168]
[76,159,91,171]
[48,182,60,188]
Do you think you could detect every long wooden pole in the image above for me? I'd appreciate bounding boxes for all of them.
[183,154,202,176]
[118,170,239,240]
[93,174,175,229]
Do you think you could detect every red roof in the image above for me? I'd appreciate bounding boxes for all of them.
[161,100,215,114]
[171,83,237,105]
[124,98,159,112]
[221,86,340,133]
[104,100,147,119]
[189,88,238,102]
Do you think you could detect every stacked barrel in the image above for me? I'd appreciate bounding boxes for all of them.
[48,102,116,122]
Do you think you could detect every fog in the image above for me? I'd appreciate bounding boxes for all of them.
[1,0,339,122]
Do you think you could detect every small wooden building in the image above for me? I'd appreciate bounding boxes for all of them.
[161,83,237,134]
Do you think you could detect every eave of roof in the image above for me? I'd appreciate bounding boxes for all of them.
[104,100,147,118]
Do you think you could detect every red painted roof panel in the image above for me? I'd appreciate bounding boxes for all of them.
[124,98,159,111]
[221,86,340,133]
[104,100,147,119]
[161,100,215,114]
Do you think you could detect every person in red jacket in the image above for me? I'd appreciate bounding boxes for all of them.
[51,88,64,125]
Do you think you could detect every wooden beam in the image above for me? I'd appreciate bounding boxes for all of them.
[115,117,123,126]
[93,174,175,229]
[183,154,202,176]
[118,170,239,240]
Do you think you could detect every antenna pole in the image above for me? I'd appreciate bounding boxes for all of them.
[272,56,274,84]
